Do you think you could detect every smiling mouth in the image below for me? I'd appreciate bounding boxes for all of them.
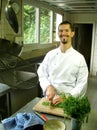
[60,35,69,39]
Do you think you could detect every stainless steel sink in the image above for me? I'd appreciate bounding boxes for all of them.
[0,70,38,89]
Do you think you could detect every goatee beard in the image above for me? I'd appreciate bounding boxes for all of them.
[61,39,67,44]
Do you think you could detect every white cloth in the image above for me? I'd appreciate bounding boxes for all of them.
[37,47,88,97]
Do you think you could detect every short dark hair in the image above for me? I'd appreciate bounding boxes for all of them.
[58,20,74,31]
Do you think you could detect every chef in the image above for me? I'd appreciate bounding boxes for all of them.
[37,20,88,105]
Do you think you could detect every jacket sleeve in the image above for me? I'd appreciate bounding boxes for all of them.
[70,57,89,97]
[37,54,51,93]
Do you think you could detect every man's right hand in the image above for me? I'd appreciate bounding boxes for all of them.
[46,85,56,101]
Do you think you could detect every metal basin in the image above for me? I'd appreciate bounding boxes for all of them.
[0,70,38,89]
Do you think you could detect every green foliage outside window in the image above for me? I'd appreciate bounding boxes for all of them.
[23,5,36,44]
[23,5,51,44]
[40,8,50,43]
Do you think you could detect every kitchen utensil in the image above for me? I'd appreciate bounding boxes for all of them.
[0,38,23,56]
[5,0,19,33]
[25,124,43,130]
[34,112,48,122]
[43,119,66,130]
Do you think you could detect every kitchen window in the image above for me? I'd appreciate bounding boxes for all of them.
[23,0,63,44]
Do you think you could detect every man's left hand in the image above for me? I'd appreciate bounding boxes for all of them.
[52,95,63,105]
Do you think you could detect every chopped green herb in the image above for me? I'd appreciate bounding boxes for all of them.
[42,101,64,108]
[42,93,66,108]
[42,101,50,106]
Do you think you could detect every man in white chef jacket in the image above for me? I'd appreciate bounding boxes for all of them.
[37,21,88,105]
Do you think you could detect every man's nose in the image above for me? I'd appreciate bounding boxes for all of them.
[62,30,67,34]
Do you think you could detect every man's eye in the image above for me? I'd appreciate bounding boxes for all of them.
[59,30,63,32]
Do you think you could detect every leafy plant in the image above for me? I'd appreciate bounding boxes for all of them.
[63,96,91,122]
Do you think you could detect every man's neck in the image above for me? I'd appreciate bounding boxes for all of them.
[60,42,72,52]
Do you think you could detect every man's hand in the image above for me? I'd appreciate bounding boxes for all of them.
[52,95,63,105]
[46,85,56,101]
[46,85,67,105]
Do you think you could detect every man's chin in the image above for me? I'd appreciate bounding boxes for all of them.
[60,39,67,44]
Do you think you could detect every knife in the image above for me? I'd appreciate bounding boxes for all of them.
[34,111,48,122]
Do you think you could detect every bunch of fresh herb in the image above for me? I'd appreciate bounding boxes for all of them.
[63,96,91,122]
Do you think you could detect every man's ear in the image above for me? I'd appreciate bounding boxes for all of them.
[71,31,75,37]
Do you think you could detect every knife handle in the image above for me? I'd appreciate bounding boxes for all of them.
[34,111,48,122]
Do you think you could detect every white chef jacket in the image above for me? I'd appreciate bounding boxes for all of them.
[37,47,88,97]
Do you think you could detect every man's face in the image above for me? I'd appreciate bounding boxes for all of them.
[58,24,74,44]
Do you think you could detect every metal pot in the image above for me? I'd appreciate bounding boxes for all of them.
[0,38,10,54]
[0,38,23,56]
[5,0,19,33]
[71,118,82,130]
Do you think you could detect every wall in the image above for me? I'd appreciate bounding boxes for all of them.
[0,0,22,43]
[68,13,97,76]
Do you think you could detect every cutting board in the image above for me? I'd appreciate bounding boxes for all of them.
[33,97,69,118]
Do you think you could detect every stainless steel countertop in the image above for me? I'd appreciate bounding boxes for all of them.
[11,97,97,130]
[0,83,10,96]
